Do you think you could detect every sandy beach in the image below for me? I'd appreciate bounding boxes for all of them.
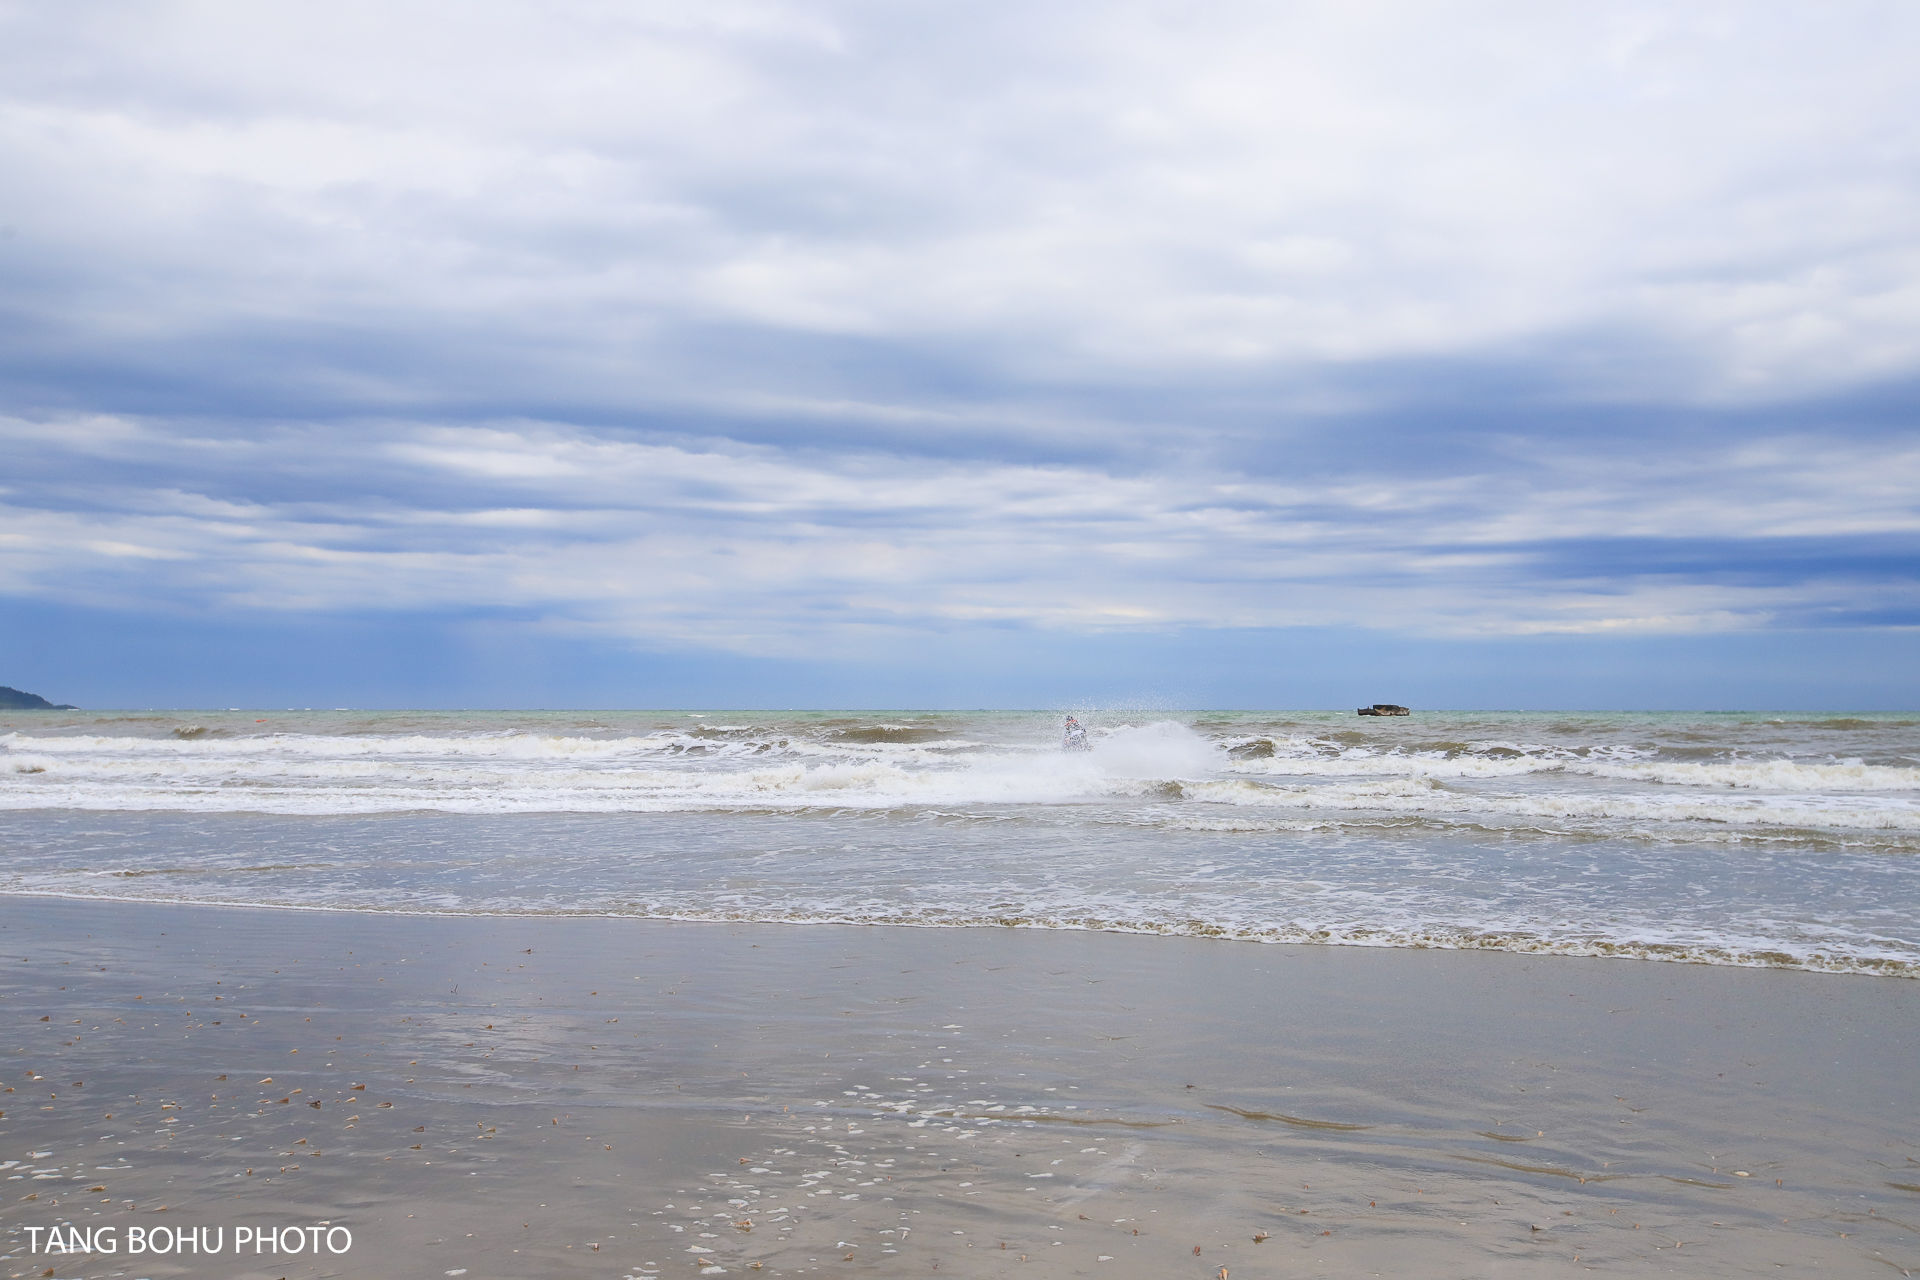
[9,1,1920,1274]
[3,897,1915,1278]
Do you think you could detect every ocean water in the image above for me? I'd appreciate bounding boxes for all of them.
[2,708,1915,976]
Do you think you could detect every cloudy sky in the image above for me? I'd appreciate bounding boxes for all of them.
[2,1,1916,708]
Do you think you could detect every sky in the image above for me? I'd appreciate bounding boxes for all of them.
[2,1,1917,709]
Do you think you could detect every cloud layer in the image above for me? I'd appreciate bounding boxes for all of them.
[6,411,1915,655]
[1,1,1917,677]
[7,2,1920,405]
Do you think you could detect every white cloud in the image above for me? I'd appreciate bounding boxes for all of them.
[2,6,1915,658]
[2,1,1917,406]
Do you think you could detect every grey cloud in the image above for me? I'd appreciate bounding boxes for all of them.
[3,413,1914,650]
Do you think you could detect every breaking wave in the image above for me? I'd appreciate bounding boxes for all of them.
[3,716,1915,848]
[3,709,1916,979]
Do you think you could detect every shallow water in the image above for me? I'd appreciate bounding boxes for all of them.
[4,902,1915,1279]
[3,709,1916,975]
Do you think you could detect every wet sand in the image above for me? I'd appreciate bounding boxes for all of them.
[2,897,1916,1278]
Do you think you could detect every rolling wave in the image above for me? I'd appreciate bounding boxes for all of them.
[4,719,1915,847]
[3,710,1916,978]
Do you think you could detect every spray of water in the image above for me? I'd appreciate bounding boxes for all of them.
[1089,721,1223,778]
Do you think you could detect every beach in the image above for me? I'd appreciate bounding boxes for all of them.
[5,897,1916,1278]
[4,708,1917,1275]
[10,3,1919,1273]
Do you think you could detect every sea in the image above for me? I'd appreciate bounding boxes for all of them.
[2,709,1915,977]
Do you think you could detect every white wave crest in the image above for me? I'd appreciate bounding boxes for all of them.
[3,721,1916,842]
[1227,749,1920,791]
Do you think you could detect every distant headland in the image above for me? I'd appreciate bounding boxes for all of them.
[0,686,77,710]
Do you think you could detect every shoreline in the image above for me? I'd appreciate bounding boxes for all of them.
[4,896,1917,1278]
[3,886,1909,981]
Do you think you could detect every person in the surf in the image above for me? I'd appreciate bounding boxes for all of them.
[1062,716,1089,751]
